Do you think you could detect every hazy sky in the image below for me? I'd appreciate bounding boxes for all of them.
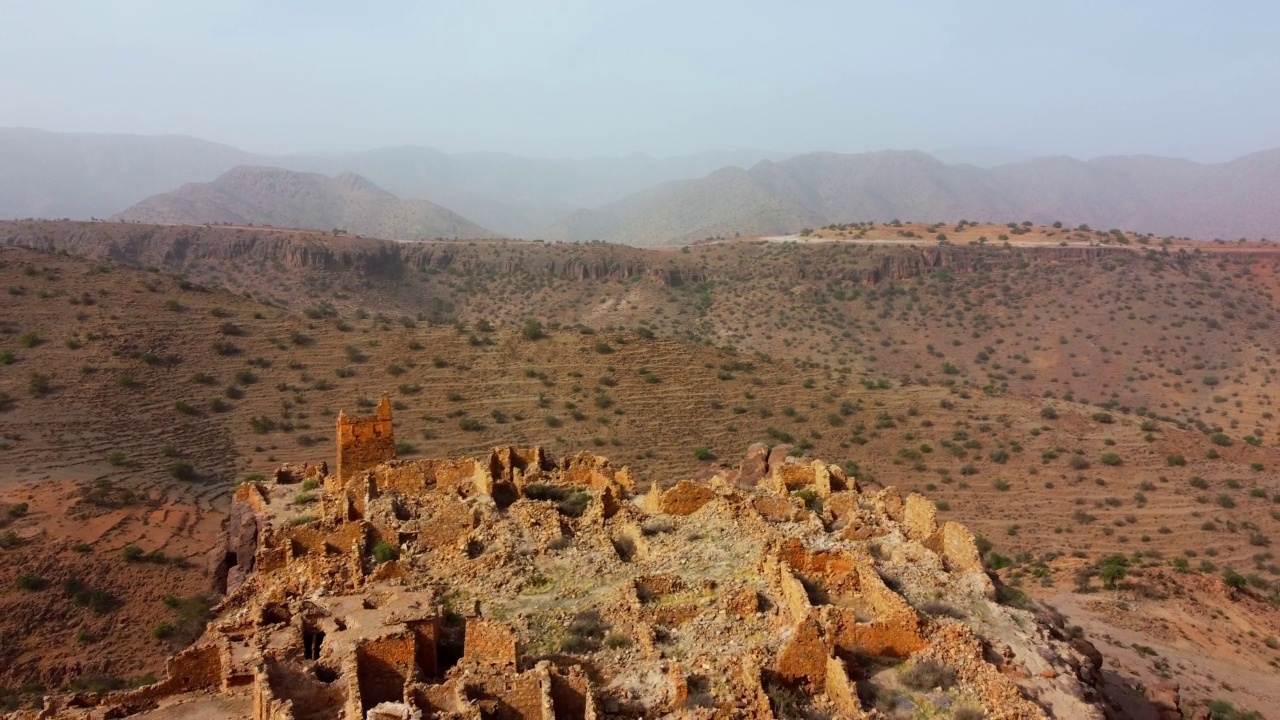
[2,0,1277,160]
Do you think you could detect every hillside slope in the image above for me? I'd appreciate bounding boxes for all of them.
[113,166,493,240]
[3,234,1280,715]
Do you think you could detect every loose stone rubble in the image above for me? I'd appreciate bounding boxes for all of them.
[31,399,1107,719]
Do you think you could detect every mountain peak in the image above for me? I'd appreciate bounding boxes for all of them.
[115,165,492,239]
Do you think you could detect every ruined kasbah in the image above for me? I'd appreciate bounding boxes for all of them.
[21,396,1109,719]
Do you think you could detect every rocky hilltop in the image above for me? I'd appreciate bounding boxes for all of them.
[25,399,1110,719]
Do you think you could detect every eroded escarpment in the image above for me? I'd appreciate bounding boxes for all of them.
[0,220,1135,291]
[29,403,1106,719]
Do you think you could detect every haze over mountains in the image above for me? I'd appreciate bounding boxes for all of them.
[0,128,780,238]
[114,166,492,241]
[549,150,1280,245]
[5,127,1280,245]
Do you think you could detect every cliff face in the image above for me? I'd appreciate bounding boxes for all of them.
[0,221,1135,291]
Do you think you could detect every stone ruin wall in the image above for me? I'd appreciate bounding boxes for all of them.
[354,631,417,713]
[336,394,396,485]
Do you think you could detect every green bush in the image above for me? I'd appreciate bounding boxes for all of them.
[1099,452,1122,466]
[1205,699,1262,719]
[372,541,400,564]
[693,446,714,461]
[525,484,590,517]
[28,373,51,397]
[16,572,47,591]
[1222,568,1247,591]
[899,659,957,691]
[167,461,196,480]
[62,578,115,614]
[1098,554,1129,589]
[521,319,545,340]
[793,488,822,512]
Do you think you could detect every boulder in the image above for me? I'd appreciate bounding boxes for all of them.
[737,443,770,489]
[1144,682,1181,720]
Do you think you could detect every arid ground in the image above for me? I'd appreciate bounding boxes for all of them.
[1,221,1278,717]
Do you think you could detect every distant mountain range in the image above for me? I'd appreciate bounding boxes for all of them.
[5,127,1280,245]
[114,166,491,240]
[0,128,780,237]
[548,150,1280,245]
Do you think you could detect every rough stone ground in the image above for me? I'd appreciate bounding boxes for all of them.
[22,441,1109,719]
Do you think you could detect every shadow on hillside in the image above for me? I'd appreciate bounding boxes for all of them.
[1098,669,1164,720]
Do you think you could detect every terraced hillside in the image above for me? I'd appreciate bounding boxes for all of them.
[2,227,1280,715]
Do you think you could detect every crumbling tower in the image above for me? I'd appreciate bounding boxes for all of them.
[335,394,395,484]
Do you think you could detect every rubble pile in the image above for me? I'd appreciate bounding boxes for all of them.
[33,399,1106,719]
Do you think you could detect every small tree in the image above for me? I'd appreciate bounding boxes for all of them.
[521,319,546,341]
[1098,554,1129,589]
[1222,568,1247,591]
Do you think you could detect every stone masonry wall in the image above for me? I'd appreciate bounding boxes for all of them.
[355,631,416,712]
[336,395,396,484]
